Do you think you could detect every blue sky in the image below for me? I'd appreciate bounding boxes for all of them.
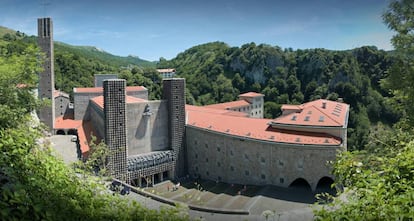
[0,0,394,61]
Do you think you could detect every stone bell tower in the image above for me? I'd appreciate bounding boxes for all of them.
[37,17,55,131]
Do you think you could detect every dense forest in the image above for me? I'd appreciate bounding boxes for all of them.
[0,0,413,219]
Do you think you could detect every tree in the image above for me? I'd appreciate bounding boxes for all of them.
[382,0,414,126]
[0,40,189,221]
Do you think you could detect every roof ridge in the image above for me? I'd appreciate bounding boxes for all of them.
[311,104,342,126]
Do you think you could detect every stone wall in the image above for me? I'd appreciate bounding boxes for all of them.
[126,100,170,156]
[37,17,55,131]
[186,126,340,191]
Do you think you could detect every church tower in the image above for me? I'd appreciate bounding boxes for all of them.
[37,18,55,131]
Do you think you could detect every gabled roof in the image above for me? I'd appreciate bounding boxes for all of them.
[273,99,349,127]
[204,100,251,110]
[186,105,248,117]
[186,105,341,146]
[74,86,147,93]
[238,92,264,98]
[53,90,69,98]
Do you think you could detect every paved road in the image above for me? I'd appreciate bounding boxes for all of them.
[49,135,80,164]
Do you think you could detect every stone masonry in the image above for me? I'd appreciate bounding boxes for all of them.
[37,17,55,131]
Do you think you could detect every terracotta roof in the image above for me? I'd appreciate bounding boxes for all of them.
[186,105,341,146]
[53,90,69,98]
[238,92,264,97]
[204,100,251,110]
[74,86,147,93]
[281,104,302,110]
[186,105,248,117]
[54,116,94,156]
[272,99,349,127]
[157,68,176,73]
[90,95,147,109]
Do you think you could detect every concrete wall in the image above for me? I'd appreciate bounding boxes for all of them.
[89,102,105,139]
[73,92,102,120]
[186,126,340,191]
[54,95,70,117]
[127,90,148,100]
[126,100,170,157]
[94,74,118,87]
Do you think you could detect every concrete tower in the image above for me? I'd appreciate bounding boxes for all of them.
[162,78,186,178]
[104,79,128,181]
[37,17,55,131]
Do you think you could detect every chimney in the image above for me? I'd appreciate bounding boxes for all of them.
[322,101,327,109]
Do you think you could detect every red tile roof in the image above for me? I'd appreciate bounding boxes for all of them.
[53,90,69,98]
[238,92,264,97]
[281,104,302,111]
[204,100,251,110]
[74,86,146,93]
[273,99,349,127]
[186,105,248,117]
[90,95,147,109]
[157,68,176,73]
[54,116,95,156]
[186,105,341,146]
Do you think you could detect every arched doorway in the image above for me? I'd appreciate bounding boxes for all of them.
[67,129,77,135]
[315,176,336,195]
[289,178,312,191]
[56,130,65,135]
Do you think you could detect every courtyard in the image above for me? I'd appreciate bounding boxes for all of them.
[141,178,334,216]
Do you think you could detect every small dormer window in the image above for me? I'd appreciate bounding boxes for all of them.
[291,115,297,121]
[319,116,325,122]
[304,116,310,121]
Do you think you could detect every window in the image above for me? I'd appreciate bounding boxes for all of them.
[217,162,221,167]
[217,147,220,152]
[304,116,310,121]
[244,154,249,160]
[195,154,198,159]
[206,158,209,162]
[261,174,266,180]
[230,166,234,171]
[230,150,234,156]
[195,166,198,171]
[194,140,198,145]
[279,160,284,167]
[206,171,209,176]
[280,178,284,183]
[245,170,250,176]
[291,115,297,121]
[319,116,325,122]
[205,143,208,148]
[260,157,265,163]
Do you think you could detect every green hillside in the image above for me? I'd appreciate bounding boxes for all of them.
[0,26,16,36]
[0,26,158,98]
[55,42,155,68]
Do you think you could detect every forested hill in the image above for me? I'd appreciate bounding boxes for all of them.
[158,42,401,150]
[55,42,155,68]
